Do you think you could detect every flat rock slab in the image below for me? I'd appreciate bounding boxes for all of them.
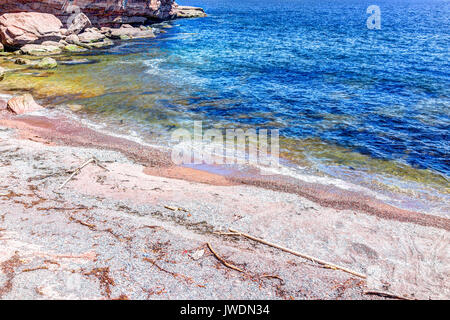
[20,44,62,56]
[0,115,448,300]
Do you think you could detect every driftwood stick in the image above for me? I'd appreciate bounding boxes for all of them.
[58,157,108,190]
[206,242,244,273]
[213,231,241,236]
[260,274,285,284]
[228,228,366,279]
[363,290,415,300]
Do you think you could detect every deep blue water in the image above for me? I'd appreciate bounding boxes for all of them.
[169,0,450,176]
[72,0,449,182]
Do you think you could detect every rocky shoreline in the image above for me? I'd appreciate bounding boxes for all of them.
[0,6,205,111]
[0,9,199,69]
[0,109,449,299]
[0,3,448,301]
[0,1,206,26]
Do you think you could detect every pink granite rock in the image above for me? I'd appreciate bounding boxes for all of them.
[67,12,92,35]
[0,12,63,47]
[7,94,44,114]
[0,1,205,27]
[0,1,175,26]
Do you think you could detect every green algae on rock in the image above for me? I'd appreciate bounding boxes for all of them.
[36,57,57,69]
[20,44,62,56]
[63,44,88,53]
[0,66,5,80]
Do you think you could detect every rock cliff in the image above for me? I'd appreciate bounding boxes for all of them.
[0,0,205,26]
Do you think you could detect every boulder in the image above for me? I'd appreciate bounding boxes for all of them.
[7,94,44,115]
[108,27,155,40]
[99,27,112,35]
[20,44,62,56]
[78,31,105,43]
[41,41,65,49]
[36,57,57,69]
[85,27,100,33]
[0,12,63,48]
[65,34,80,45]
[67,13,92,35]
[174,6,207,19]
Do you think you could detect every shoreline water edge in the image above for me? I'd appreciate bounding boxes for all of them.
[0,1,448,300]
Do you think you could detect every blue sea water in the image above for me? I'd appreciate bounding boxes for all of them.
[172,0,450,173]
[65,0,449,195]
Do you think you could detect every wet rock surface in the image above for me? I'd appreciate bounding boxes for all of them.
[36,57,57,69]
[0,67,5,80]
[19,44,62,56]
[6,94,43,114]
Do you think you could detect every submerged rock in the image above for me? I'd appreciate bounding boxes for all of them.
[20,44,62,56]
[7,93,44,114]
[0,66,5,80]
[60,58,93,65]
[14,57,36,65]
[0,12,63,47]
[85,39,114,49]
[63,44,88,53]
[36,57,57,69]
[68,104,84,112]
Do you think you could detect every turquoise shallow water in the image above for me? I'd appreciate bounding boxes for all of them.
[10,0,447,206]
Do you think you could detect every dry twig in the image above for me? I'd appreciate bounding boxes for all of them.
[363,290,415,300]
[228,228,366,279]
[58,157,109,190]
[206,242,244,273]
